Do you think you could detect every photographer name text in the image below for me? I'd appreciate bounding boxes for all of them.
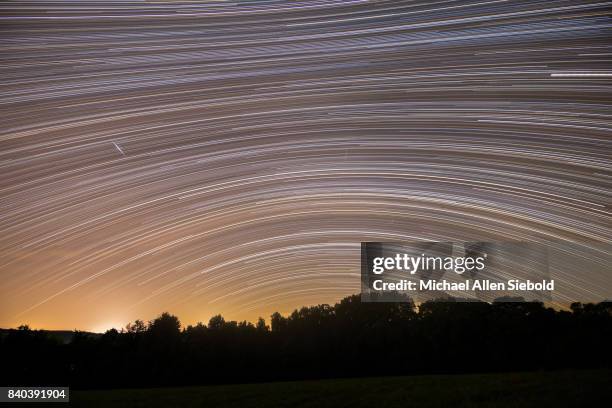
[372,279,554,291]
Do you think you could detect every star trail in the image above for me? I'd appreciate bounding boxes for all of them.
[1,0,611,331]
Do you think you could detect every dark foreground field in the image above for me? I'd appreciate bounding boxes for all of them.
[71,370,610,408]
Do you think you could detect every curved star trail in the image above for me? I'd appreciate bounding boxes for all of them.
[1,0,611,331]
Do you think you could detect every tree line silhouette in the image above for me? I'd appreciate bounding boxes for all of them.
[1,295,611,389]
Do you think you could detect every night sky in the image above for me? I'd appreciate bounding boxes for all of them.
[1,1,611,332]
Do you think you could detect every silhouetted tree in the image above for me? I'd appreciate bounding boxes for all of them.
[148,313,180,337]
[125,319,146,334]
[256,317,269,332]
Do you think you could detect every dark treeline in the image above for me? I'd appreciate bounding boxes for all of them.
[1,295,611,389]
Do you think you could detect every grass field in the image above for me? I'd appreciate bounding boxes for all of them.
[71,370,611,407]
